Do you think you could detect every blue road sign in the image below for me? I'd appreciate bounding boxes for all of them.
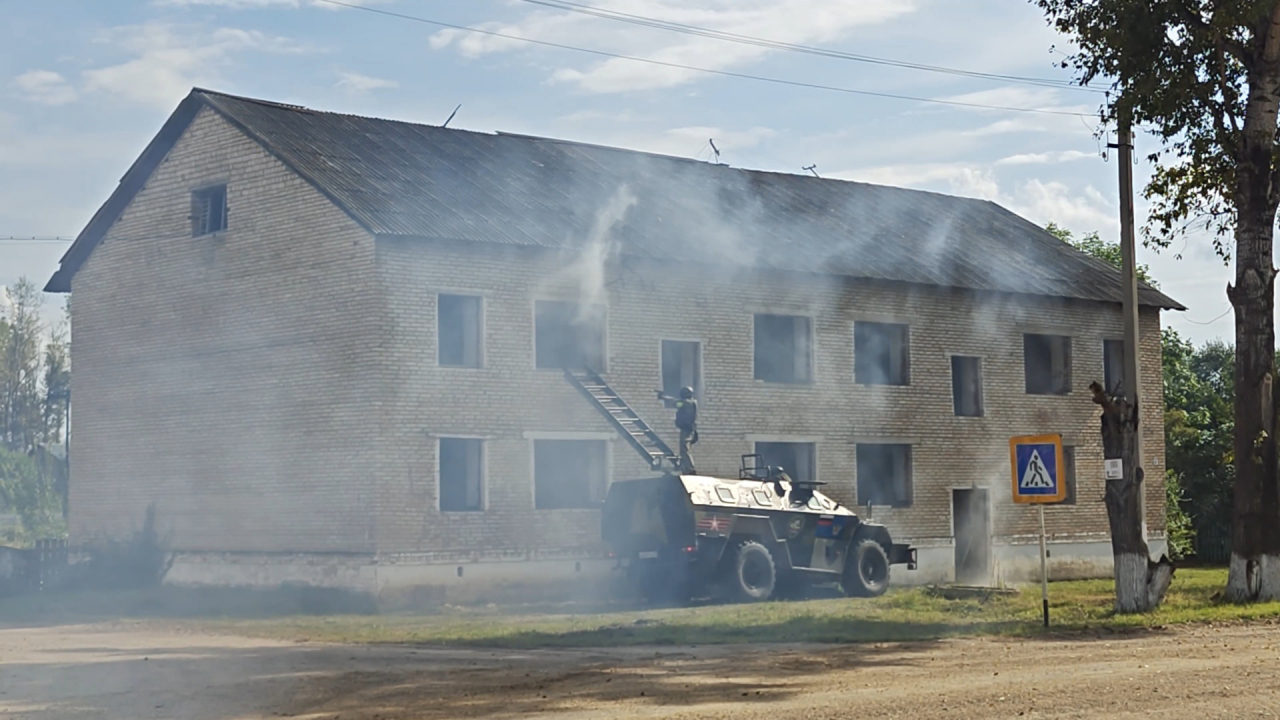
[1008,434,1065,504]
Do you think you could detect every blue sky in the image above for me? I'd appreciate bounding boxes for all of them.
[0,0,1238,344]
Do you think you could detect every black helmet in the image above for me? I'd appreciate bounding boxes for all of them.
[680,386,695,399]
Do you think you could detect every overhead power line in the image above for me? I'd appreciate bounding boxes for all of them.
[315,0,1094,118]
[513,0,1102,94]
[0,236,75,243]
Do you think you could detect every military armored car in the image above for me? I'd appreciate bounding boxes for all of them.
[602,454,917,603]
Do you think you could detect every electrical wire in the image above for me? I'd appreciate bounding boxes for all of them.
[510,0,1102,93]
[1180,307,1233,326]
[315,0,1094,117]
[0,236,75,243]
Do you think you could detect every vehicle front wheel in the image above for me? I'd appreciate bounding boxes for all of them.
[843,538,890,597]
[724,539,776,602]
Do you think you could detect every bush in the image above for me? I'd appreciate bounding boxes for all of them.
[70,504,174,590]
[1165,470,1195,561]
[0,447,65,545]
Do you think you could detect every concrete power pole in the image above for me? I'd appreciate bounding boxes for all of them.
[1115,111,1146,538]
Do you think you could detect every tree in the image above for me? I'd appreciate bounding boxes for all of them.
[1051,223,1174,609]
[1037,0,1280,602]
[1,279,44,453]
[1046,223,1158,287]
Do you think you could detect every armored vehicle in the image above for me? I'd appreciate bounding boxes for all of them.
[602,454,917,603]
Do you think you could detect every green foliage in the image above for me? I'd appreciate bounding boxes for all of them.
[1162,328,1235,555]
[0,446,66,544]
[1164,469,1195,560]
[0,278,69,542]
[73,504,174,590]
[1044,222,1158,287]
[1034,1,1275,256]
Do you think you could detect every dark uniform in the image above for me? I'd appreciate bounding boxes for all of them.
[658,386,699,473]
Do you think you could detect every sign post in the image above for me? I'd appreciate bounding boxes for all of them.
[1009,434,1066,628]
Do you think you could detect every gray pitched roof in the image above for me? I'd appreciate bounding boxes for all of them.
[47,89,1183,310]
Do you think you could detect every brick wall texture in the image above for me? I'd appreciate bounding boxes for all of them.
[69,110,1169,563]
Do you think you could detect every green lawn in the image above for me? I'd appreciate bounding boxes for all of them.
[4,568,1277,648]
[206,568,1280,647]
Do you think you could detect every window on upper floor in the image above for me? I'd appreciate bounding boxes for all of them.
[855,322,910,386]
[951,355,984,417]
[535,300,605,371]
[439,437,484,512]
[533,439,608,509]
[856,443,913,508]
[438,294,483,368]
[1024,333,1072,395]
[191,185,227,236]
[1103,339,1125,396]
[754,441,817,482]
[754,314,812,384]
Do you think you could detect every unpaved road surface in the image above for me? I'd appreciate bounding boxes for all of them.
[2,622,1280,719]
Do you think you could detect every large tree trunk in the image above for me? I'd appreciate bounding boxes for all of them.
[1090,382,1174,612]
[1226,9,1280,603]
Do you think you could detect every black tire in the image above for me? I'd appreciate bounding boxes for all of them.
[843,538,890,598]
[724,540,777,602]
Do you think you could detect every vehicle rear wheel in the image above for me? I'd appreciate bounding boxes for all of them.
[724,539,776,602]
[843,538,890,597]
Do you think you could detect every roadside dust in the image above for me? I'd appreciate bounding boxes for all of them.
[2,621,1279,719]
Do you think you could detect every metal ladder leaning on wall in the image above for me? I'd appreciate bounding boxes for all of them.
[563,367,680,472]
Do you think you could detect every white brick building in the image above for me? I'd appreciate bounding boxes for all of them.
[46,90,1182,600]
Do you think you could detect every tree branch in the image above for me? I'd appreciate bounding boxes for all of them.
[1177,0,1248,62]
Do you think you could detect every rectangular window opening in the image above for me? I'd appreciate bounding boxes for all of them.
[1103,339,1125,396]
[439,438,483,512]
[855,322,910,386]
[856,444,913,508]
[951,355,984,417]
[754,314,812,384]
[191,185,227,236]
[536,300,605,371]
[1024,333,1072,395]
[754,442,816,482]
[534,439,608,509]
[439,294,483,368]
[661,340,701,407]
[1061,446,1077,505]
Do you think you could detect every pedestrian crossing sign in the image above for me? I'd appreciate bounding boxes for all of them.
[1009,434,1066,504]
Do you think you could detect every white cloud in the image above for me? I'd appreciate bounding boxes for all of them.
[82,24,309,109]
[430,1,916,93]
[995,150,1096,165]
[11,70,77,106]
[155,0,373,9]
[335,70,398,93]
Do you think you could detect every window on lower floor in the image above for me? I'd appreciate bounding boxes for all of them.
[1024,333,1071,395]
[1103,339,1125,396]
[439,438,483,512]
[754,314,812,383]
[438,294,482,368]
[535,300,605,371]
[951,355,984,417]
[856,444,912,507]
[533,439,608,509]
[754,441,816,482]
[855,322,910,385]
[1061,446,1077,505]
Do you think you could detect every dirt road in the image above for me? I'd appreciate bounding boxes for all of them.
[2,621,1279,719]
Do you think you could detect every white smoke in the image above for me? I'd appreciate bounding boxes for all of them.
[564,184,636,322]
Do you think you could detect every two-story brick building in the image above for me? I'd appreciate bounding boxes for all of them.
[45,89,1182,600]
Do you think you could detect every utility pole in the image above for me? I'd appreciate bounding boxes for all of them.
[1116,111,1146,538]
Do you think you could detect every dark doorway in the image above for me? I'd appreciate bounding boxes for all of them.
[661,340,701,406]
[953,488,991,586]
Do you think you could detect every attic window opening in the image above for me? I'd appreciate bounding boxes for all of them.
[439,294,483,368]
[1103,339,1125,395]
[951,355,984,417]
[191,185,227,236]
